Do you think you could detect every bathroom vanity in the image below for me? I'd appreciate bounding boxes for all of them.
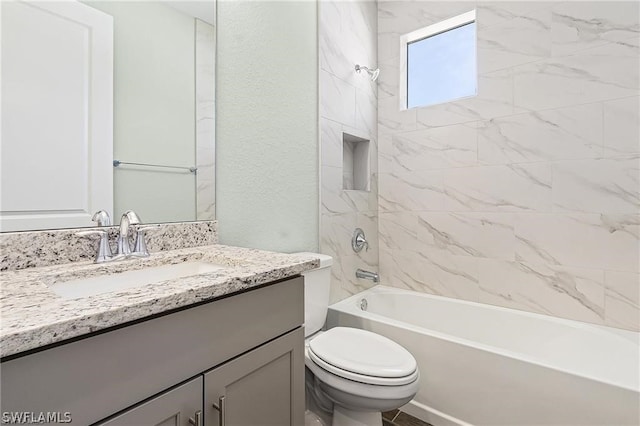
[0,242,318,426]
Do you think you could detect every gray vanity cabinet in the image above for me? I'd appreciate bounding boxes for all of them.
[204,327,304,426]
[99,377,203,426]
[97,328,304,426]
[1,277,304,426]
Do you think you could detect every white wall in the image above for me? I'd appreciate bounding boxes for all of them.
[377,1,640,331]
[88,1,197,223]
[216,1,319,252]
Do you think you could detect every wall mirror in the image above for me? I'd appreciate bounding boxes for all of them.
[0,0,216,232]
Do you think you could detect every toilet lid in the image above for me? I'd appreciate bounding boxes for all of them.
[308,327,417,380]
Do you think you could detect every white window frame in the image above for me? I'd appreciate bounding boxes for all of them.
[399,9,477,110]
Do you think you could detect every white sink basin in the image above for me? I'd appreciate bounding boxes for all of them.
[50,262,226,300]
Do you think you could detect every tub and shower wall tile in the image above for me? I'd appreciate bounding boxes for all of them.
[514,214,639,273]
[383,248,480,302]
[323,212,379,304]
[378,0,640,331]
[416,213,515,261]
[413,100,477,130]
[320,0,379,302]
[605,270,640,330]
[603,97,640,157]
[551,157,640,214]
[356,88,379,137]
[550,1,640,56]
[476,5,551,73]
[321,118,344,168]
[379,211,418,253]
[391,123,478,172]
[477,104,604,165]
[379,171,446,213]
[512,40,639,112]
[379,96,417,135]
[478,259,606,324]
[321,71,357,127]
[321,213,357,256]
[442,163,553,212]
[378,135,394,175]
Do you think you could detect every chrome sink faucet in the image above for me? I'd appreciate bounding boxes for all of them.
[76,210,114,263]
[78,209,158,263]
[77,228,113,263]
[116,210,141,257]
[116,211,160,258]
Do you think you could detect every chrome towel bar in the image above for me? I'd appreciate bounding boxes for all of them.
[113,160,197,173]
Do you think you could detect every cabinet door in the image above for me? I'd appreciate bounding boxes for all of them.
[99,376,203,426]
[204,328,304,426]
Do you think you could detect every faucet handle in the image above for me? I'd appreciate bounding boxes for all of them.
[116,210,142,257]
[121,210,141,227]
[91,210,111,226]
[132,225,161,257]
[76,230,113,263]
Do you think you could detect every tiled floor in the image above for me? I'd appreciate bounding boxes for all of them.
[382,410,433,426]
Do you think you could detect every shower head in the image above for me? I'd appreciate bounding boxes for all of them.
[355,64,380,82]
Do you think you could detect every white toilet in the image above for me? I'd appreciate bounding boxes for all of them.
[298,253,419,426]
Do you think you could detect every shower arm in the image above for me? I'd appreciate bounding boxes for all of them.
[355,64,380,81]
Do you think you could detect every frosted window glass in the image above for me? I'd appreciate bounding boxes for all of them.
[407,22,477,109]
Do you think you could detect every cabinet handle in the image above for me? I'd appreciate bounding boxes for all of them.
[188,410,202,426]
[212,396,226,426]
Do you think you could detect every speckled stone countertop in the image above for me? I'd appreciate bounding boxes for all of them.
[0,245,319,358]
[1,221,218,271]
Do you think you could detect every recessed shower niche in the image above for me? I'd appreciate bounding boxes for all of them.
[342,133,370,191]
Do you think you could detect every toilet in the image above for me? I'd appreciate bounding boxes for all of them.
[298,253,419,426]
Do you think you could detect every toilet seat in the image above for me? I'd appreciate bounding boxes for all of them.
[308,327,418,386]
[309,350,419,386]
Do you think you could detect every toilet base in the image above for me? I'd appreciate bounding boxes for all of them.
[332,407,382,426]
[305,410,327,426]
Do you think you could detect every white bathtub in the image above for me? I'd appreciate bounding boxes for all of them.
[326,285,640,426]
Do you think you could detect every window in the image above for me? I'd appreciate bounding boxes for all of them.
[400,10,477,109]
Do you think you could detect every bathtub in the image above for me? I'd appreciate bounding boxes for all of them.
[326,285,640,426]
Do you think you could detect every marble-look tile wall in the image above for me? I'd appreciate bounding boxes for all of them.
[378,1,639,331]
[196,19,216,220]
[320,0,379,303]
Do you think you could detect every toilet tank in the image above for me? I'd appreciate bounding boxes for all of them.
[295,253,333,337]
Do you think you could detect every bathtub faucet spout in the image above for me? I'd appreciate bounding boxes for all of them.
[356,269,379,283]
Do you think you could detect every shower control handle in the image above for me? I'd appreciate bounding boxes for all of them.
[352,228,369,253]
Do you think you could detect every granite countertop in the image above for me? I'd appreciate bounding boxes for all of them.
[0,245,319,358]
